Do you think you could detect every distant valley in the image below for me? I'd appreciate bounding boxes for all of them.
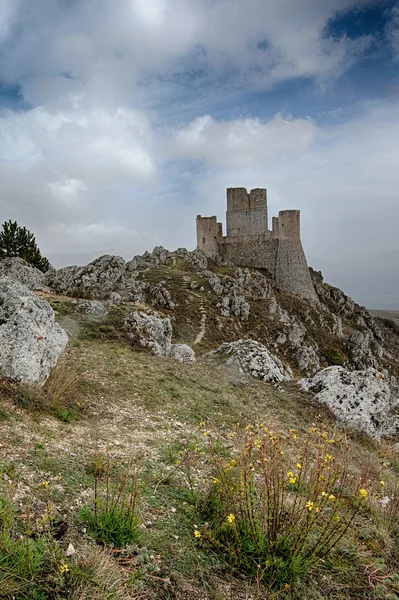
[310,248,399,310]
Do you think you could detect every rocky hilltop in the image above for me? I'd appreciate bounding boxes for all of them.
[1,246,397,439]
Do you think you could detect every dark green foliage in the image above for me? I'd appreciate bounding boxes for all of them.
[80,505,140,548]
[0,406,9,420]
[324,348,346,366]
[0,220,49,272]
[0,494,67,599]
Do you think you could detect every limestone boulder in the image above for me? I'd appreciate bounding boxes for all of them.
[294,346,320,376]
[0,257,45,290]
[208,339,293,383]
[124,310,172,356]
[46,255,126,299]
[299,366,399,439]
[170,344,196,364]
[148,283,175,310]
[75,300,108,318]
[0,277,68,384]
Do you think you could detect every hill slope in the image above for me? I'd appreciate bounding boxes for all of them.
[0,248,398,599]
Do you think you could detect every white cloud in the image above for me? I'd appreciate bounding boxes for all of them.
[185,100,399,265]
[0,0,374,103]
[171,113,318,167]
[0,0,396,278]
[0,104,159,249]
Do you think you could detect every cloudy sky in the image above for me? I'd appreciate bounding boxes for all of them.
[0,0,398,303]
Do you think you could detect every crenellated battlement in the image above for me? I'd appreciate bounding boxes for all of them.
[196,187,316,300]
[226,187,268,237]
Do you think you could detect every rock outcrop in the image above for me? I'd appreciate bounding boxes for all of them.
[42,247,399,386]
[0,257,45,290]
[299,366,399,439]
[169,343,196,364]
[208,340,293,383]
[45,255,127,299]
[0,277,68,384]
[123,310,195,363]
[124,310,173,357]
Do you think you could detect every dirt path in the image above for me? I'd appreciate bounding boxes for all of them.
[181,277,207,346]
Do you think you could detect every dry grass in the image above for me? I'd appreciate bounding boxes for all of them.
[0,334,398,599]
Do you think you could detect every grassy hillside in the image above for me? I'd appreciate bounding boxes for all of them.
[1,314,399,599]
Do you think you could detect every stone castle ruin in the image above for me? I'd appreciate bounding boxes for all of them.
[196,187,317,300]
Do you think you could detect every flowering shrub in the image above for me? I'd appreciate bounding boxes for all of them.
[190,423,369,588]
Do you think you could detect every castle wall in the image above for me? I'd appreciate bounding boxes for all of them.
[226,188,268,237]
[219,234,279,277]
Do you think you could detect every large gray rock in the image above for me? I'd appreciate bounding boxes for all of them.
[46,255,126,298]
[124,310,196,363]
[0,277,68,384]
[75,300,108,318]
[294,346,320,376]
[299,366,399,439]
[124,310,173,356]
[170,344,196,364]
[0,258,44,290]
[208,339,293,383]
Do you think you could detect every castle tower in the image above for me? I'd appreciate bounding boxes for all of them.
[275,211,318,300]
[196,215,222,260]
[226,188,268,236]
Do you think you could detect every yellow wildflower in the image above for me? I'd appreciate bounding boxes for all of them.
[321,491,328,497]
[203,431,210,437]
[40,481,49,488]
[380,481,386,487]
[328,494,336,502]
[60,563,69,574]
[287,471,294,477]
[359,489,368,498]
[227,513,235,524]
[289,477,297,485]
[306,500,314,511]
[315,507,321,513]
[194,530,201,538]
[213,478,221,485]
[296,463,302,470]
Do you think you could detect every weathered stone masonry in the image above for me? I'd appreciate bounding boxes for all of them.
[196,187,317,300]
